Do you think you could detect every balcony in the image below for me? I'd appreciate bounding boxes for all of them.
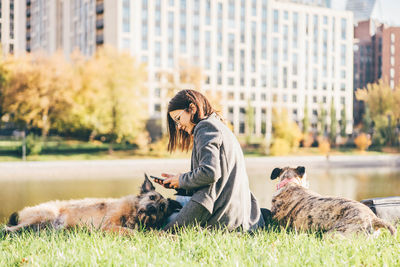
[96,3,104,14]
[96,19,104,29]
[96,35,104,45]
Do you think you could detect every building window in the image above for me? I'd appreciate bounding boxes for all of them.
[206,0,211,25]
[341,18,346,40]
[273,93,278,103]
[261,93,266,101]
[283,67,288,88]
[122,38,130,50]
[154,104,161,113]
[154,88,161,98]
[155,42,161,67]
[273,10,279,32]
[122,0,130,32]
[341,70,346,79]
[292,53,298,75]
[229,0,235,28]
[252,0,257,16]
[228,33,235,71]
[341,44,346,66]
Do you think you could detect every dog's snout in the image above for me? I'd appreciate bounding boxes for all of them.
[146,204,157,214]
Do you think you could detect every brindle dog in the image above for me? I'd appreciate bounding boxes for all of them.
[270,166,396,236]
[4,174,181,235]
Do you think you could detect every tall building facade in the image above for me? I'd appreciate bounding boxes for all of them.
[0,0,25,55]
[346,0,376,25]
[353,19,400,124]
[19,0,354,137]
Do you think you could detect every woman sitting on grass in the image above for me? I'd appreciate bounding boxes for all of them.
[154,89,264,232]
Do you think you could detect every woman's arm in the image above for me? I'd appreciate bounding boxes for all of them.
[179,122,222,190]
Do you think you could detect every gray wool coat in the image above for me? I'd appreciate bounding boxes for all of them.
[178,113,263,231]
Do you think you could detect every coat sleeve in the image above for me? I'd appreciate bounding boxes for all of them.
[179,122,222,190]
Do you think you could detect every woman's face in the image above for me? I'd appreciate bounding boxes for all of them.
[169,109,196,134]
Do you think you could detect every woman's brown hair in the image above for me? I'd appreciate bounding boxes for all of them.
[167,89,216,152]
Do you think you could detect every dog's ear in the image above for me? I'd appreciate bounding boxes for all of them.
[270,168,282,180]
[295,166,306,177]
[141,174,155,193]
[167,198,182,212]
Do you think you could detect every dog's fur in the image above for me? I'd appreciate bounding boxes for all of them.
[270,166,396,236]
[4,175,181,235]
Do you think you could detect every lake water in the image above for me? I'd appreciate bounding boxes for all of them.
[1,160,399,223]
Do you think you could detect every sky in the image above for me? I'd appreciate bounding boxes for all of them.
[331,0,400,26]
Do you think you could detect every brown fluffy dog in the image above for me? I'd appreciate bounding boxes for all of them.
[270,166,396,236]
[5,175,181,235]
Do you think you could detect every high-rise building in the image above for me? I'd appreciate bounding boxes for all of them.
[19,0,354,138]
[346,0,376,24]
[353,19,400,124]
[276,0,331,8]
[0,0,25,55]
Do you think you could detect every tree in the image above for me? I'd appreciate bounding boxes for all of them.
[271,108,302,155]
[74,46,149,151]
[0,53,9,127]
[340,104,347,137]
[245,100,255,144]
[329,97,337,145]
[356,80,398,146]
[356,80,394,121]
[362,105,373,134]
[302,97,310,134]
[1,52,77,137]
[318,104,327,137]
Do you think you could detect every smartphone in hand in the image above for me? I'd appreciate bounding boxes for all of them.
[150,175,165,182]
[150,175,172,188]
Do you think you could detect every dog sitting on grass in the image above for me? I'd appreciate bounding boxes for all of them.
[270,166,396,237]
[5,174,181,235]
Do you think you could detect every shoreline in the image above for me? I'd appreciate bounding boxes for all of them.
[0,155,399,181]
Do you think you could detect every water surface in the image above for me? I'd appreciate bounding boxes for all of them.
[1,165,399,223]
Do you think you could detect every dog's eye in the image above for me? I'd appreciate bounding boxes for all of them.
[149,195,155,201]
[160,203,165,211]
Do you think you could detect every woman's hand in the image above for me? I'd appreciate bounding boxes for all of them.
[161,173,180,189]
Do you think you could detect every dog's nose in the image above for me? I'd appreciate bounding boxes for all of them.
[146,204,156,214]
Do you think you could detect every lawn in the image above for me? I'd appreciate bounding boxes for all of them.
[1,226,399,266]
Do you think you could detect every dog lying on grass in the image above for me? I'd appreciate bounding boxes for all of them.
[270,166,396,237]
[4,174,181,235]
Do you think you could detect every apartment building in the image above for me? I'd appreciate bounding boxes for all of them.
[353,19,400,124]
[19,0,354,138]
[0,0,25,55]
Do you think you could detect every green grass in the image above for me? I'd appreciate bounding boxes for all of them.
[1,226,399,266]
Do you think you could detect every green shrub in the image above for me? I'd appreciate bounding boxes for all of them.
[21,134,43,156]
